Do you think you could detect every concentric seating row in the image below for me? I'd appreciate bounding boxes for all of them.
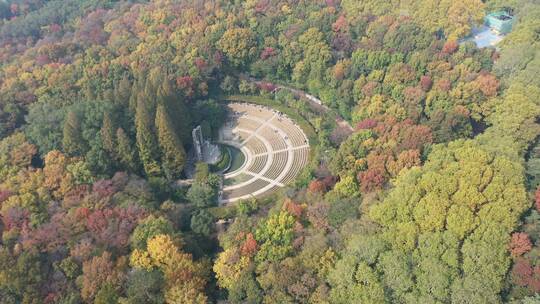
[263,151,288,180]
[245,137,266,155]
[270,117,308,147]
[259,127,287,150]
[280,147,309,184]
[247,155,267,174]
[222,179,271,200]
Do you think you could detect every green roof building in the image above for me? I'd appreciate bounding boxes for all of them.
[484,11,515,34]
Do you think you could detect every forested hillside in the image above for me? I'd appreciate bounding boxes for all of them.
[0,0,539,303]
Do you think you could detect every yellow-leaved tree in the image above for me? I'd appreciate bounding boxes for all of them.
[130,234,208,304]
[213,247,251,290]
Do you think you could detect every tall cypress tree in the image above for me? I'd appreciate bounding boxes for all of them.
[101,113,116,156]
[155,104,187,179]
[144,72,159,102]
[157,77,191,143]
[147,68,163,95]
[102,89,115,103]
[135,93,161,177]
[62,110,86,156]
[129,79,142,113]
[83,84,96,100]
[116,127,139,172]
[115,74,132,105]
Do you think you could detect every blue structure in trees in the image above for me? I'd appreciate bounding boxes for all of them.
[484,11,515,34]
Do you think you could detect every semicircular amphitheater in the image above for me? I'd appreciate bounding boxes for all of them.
[218,102,310,204]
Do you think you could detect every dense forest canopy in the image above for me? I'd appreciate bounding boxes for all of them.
[0,0,539,303]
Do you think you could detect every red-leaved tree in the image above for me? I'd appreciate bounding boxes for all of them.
[509,232,533,257]
[241,233,257,256]
[85,205,146,250]
[535,186,540,212]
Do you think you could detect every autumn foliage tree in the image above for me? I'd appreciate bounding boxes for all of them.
[535,186,540,211]
[509,232,533,258]
[368,139,529,302]
[130,234,208,303]
[218,28,257,67]
[80,252,126,302]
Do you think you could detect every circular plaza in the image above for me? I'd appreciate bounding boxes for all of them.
[218,102,310,204]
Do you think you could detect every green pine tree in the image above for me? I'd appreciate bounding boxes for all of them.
[116,127,139,172]
[129,79,142,112]
[144,72,159,102]
[102,89,114,103]
[100,113,116,156]
[83,84,96,100]
[157,75,175,100]
[135,93,161,177]
[62,111,86,155]
[155,104,187,179]
[157,77,191,143]
[147,68,163,94]
[115,74,132,105]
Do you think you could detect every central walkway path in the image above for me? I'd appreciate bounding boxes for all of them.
[240,113,277,145]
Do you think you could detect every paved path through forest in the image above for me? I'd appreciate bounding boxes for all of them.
[239,74,354,134]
